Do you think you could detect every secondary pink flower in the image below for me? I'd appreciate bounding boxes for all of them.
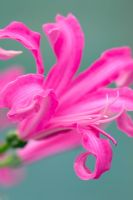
[0,14,133,181]
[0,167,23,187]
[0,51,24,185]
[0,65,23,186]
[0,66,23,130]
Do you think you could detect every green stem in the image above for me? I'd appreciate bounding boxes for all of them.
[0,143,10,154]
[0,131,27,156]
[6,132,27,148]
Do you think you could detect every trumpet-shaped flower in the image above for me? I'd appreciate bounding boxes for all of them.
[0,14,133,182]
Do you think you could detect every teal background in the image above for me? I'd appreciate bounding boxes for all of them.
[0,0,133,199]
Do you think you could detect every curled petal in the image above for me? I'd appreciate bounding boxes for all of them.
[117,111,133,137]
[60,47,133,105]
[0,47,22,60]
[19,90,58,140]
[43,13,84,95]
[0,74,44,120]
[0,22,44,73]
[0,73,58,139]
[74,129,112,180]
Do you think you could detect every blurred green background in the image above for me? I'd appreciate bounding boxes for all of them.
[0,0,133,199]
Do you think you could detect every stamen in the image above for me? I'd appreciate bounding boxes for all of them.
[90,90,121,124]
[52,91,122,127]
[87,94,109,124]
[98,105,124,124]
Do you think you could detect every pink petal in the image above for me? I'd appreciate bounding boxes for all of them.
[0,74,44,121]
[0,73,58,139]
[117,111,133,137]
[0,47,22,60]
[57,87,133,117]
[74,129,112,180]
[60,47,133,105]
[19,90,58,140]
[18,130,81,164]
[43,13,84,96]
[0,22,44,73]
[116,70,133,87]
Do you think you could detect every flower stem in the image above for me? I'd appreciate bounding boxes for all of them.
[6,132,27,148]
[0,143,10,154]
[0,131,27,154]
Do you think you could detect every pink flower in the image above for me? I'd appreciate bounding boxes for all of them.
[0,50,24,185]
[0,14,133,181]
[0,66,23,130]
[0,166,23,187]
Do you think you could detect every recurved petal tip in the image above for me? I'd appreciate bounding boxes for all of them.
[0,47,22,60]
[74,129,112,180]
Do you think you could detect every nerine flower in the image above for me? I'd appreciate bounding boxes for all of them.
[0,65,23,186]
[0,14,133,182]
